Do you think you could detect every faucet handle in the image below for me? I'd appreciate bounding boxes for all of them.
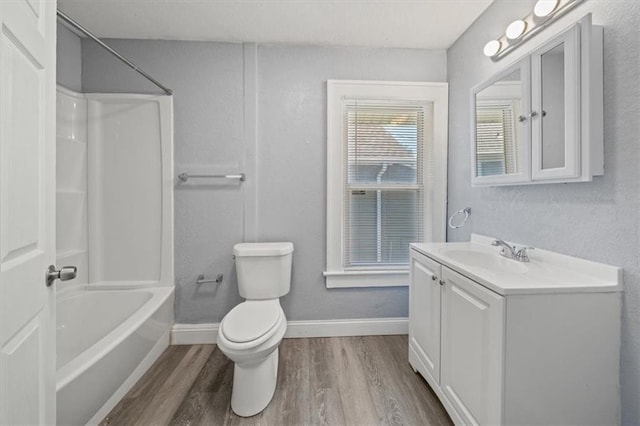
[515,247,534,262]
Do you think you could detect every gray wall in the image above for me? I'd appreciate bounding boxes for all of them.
[447,1,640,423]
[256,45,446,320]
[56,23,82,91]
[81,40,447,323]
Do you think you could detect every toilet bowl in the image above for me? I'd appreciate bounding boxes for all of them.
[217,299,287,417]
[217,242,293,417]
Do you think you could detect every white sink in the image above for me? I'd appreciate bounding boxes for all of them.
[410,234,622,295]
[441,249,529,273]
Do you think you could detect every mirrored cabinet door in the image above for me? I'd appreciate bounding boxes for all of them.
[531,24,581,180]
[471,59,531,185]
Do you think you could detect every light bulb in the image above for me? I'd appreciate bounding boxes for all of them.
[534,0,559,17]
[506,20,527,40]
[483,40,501,57]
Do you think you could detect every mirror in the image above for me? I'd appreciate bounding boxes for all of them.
[540,43,565,170]
[473,62,527,179]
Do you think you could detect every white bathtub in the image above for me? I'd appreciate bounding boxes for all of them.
[56,286,174,425]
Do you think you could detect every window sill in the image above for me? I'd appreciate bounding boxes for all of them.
[323,270,409,289]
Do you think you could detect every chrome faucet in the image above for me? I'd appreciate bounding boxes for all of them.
[491,239,517,259]
[491,239,534,262]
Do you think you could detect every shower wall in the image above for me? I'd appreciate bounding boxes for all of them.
[86,95,173,285]
[56,88,89,286]
[56,88,174,287]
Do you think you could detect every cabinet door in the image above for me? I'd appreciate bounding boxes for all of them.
[531,24,581,180]
[409,250,442,384]
[440,267,505,425]
[471,57,531,186]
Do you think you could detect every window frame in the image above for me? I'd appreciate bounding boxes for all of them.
[325,80,448,288]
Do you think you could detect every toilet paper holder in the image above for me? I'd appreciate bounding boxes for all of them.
[196,273,223,285]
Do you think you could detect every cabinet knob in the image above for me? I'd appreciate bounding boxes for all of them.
[518,115,527,122]
[529,111,538,118]
[431,275,438,281]
[439,280,445,286]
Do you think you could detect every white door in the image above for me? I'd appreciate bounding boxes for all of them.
[408,249,441,385]
[0,0,57,424]
[440,267,505,425]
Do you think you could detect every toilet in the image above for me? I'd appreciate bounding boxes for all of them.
[217,242,294,417]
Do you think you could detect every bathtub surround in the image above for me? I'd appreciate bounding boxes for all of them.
[56,89,175,287]
[56,88,89,286]
[86,94,174,284]
[447,1,640,424]
[81,41,447,325]
[54,86,175,424]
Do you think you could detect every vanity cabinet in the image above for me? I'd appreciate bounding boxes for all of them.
[439,267,504,425]
[409,239,622,425]
[410,250,505,425]
[471,14,603,186]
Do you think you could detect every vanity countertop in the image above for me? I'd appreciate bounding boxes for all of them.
[411,234,623,296]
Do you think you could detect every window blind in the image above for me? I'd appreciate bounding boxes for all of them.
[476,100,518,177]
[343,101,432,268]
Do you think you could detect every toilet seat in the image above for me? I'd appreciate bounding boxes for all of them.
[221,300,283,347]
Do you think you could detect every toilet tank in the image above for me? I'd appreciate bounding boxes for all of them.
[233,242,294,300]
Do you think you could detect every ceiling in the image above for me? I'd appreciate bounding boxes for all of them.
[58,0,494,49]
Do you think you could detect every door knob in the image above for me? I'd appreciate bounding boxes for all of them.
[46,265,77,287]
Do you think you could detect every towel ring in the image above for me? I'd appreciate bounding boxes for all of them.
[448,207,471,229]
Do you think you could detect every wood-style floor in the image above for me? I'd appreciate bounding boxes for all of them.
[100,335,452,426]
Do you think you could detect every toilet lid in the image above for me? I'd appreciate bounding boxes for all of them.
[221,300,282,343]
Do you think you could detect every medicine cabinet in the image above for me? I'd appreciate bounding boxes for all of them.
[471,14,603,186]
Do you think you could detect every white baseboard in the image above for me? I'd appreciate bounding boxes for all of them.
[285,317,408,338]
[171,323,220,345]
[171,317,408,345]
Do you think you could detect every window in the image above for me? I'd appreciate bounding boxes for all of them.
[325,81,448,288]
[344,101,426,267]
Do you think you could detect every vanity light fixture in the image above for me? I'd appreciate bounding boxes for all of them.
[534,0,560,17]
[506,20,527,40]
[483,40,502,57]
[483,0,583,60]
